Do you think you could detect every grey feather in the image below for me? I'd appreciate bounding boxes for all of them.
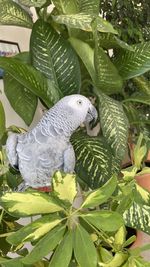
[6,94,97,189]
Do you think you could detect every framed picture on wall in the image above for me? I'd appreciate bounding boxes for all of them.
[0,40,20,78]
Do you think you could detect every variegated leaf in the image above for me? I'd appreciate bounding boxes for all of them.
[0,0,33,28]
[4,73,37,126]
[53,0,78,14]
[52,14,117,34]
[7,214,62,245]
[114,41,150,80]
[132,76,150,96]
[22,225,66,265]
[94,45,123,94]
[69,37,95,82]
[133,183,150,206]
[0,191,63,217]
[71,131,113,189]
[19,0,47,7]
[53,172,77,204]
[0,57,59,107]
[30,19,81,96]
[77,0,100,15]
[123,92,150,106]
[98,33,134,51]
[123,202,150,234]
[98,93,129,159]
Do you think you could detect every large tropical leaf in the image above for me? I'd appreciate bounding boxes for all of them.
[6,214,62,245]
[0,57,59,107]
[22,225,66,264]
[71,131,113,189]
[74,224,97,267]
[78,0,100,15]
[30,19,81,96]
[94,45,123,94]
[114,41,150,80]
[132,76,150,96]
[69,37,95,83]
[4,73,37,126]
[0,191,63,217]
[52,14,117,34]
[0,0,33,28]
[0,101,6,141]
[123,202,150,234]
[19,0,48,7]
[53,0,78,14]
[123,92,150,106]
[98,93,129,159]
[98,33,134,51]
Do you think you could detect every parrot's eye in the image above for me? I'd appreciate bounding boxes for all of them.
[77,100,82,105]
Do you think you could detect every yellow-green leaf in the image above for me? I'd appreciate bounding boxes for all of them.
[0,191,63,217]
[82,174,117,208]
[53,172,77,204]
[22,225,66,264]
[7,214,63,245]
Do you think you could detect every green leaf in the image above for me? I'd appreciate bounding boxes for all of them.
[82,174,117,208]
[6,214,62,245]
[98,93,129,159]
[94,45,123,94]
[74,224,97,267]
[98,33,134,51]
[19,0,47,7]
[78,0,100,15]
[0,101,6,141]
[22,225,66,264]
[71,131,113,189]
[53,172,77,204]
[4,73,37,126]
[30,19,81,96]
[0,257,23,267]
[0,191,63,217]
[49,230,73,267]
[133,133,147,169]
[52,14,117,34]
[123,202,150,234]
[0,57,59,107]
[132,76,150,96]
[69,37,95,83]
[0,0,33,28]
[123,92,150,106]
[114,42,150,80]
[99,247,113,263]
[53,0,78,14]
[81,210,124,232]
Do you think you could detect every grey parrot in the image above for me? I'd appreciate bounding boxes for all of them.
[6,94,97,191]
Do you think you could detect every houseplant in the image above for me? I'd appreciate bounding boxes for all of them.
[0,0,150,266]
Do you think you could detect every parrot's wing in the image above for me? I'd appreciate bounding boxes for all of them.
[63,144,75,173]
[6,133,19,168]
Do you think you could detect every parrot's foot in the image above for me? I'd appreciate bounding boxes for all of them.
[33,186,52,192]
[15,182,30,192]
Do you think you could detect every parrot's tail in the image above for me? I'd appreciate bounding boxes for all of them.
[6,133,19,169]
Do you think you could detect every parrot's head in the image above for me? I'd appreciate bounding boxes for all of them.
[54,94,98,133]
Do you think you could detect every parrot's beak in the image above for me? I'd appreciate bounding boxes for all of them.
[85,104,98,126]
